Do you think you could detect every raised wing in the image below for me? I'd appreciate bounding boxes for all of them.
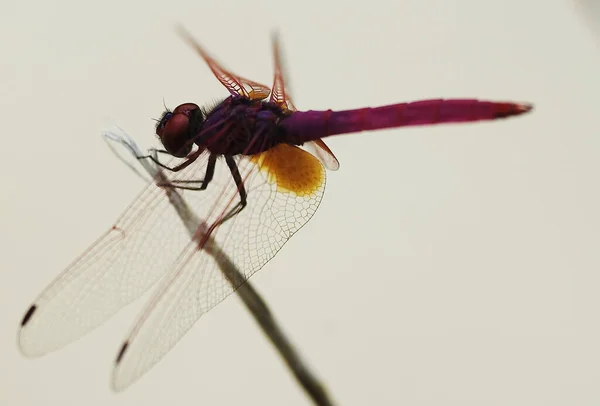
[269,31,292,110]
[177,26,271,101]
[112,144,326,390]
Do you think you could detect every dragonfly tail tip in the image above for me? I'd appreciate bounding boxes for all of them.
[517,102,534,113]
[494,101,534,118]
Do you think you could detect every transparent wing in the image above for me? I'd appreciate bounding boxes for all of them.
[18,152,217,357]
[177,26,271,101]
[303,139,340,171]
[269,31,293,110]
[112,144,326,391]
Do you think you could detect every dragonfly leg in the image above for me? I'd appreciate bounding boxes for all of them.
[157,153,217,191]
[137,148,203,172]
[136,149,174,170]
[218,155,248,224]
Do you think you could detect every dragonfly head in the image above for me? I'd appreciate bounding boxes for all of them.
[156,103,203,158]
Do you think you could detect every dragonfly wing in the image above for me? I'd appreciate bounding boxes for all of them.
[236,74,272,101]
[18,153,214,357]
[112,145,326,391]
[303,140,340,171]
[177,26,271,101]
[268,31,294,110]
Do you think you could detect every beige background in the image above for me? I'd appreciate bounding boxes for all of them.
[1,0,599,405]
[575,0,600,40]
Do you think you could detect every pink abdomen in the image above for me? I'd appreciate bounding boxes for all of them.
[281,99,532,143]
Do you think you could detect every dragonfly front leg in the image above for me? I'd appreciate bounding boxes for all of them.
[157,153,217,191]
[219,155,248,224]
[137,147,203,172]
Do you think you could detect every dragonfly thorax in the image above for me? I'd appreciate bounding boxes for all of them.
[199,96,291,156]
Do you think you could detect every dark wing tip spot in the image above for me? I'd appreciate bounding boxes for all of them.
[21,305,37,327]
[116,341,129,364]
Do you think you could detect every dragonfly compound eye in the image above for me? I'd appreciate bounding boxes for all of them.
[157,103,200,158]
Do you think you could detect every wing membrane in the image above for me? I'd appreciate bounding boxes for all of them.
[303,140,340,171]
[18,153,214,356]
[112,146,325,390]
[178,26,271,101]
[19,141,326,390]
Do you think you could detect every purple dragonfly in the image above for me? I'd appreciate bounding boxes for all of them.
[19,27,533,391]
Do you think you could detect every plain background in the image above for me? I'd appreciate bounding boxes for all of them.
[1,0,599,405]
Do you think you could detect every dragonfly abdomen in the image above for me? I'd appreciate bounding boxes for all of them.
[281,99,532,142]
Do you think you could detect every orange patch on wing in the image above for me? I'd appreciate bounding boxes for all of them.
[250,144,325,196]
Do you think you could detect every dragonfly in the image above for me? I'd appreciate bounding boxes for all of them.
[18,26,533,391]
